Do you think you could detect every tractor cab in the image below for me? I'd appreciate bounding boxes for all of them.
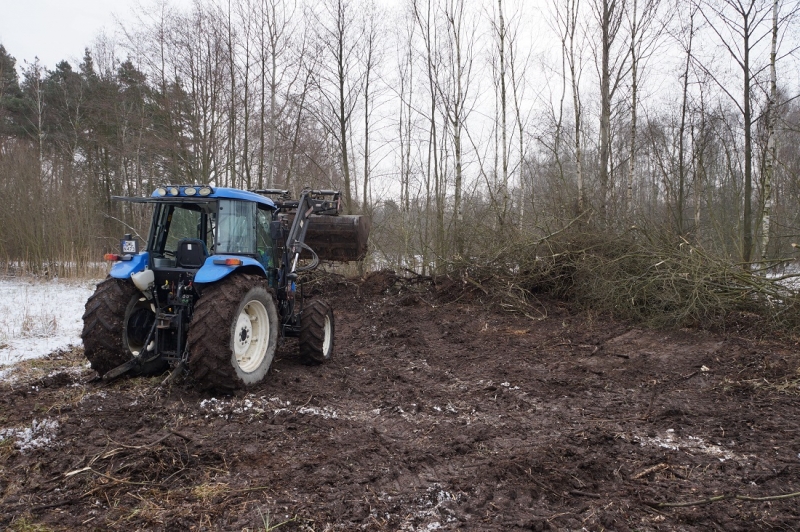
[114,186,279,288]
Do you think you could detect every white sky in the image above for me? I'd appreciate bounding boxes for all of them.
[0,0,191,71]
[0,0,122,69]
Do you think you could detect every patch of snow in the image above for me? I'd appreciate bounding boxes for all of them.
[633,430,750,462]
[297,406,339,419]
[398,484,460,531]
[0,418,60,453]
[198,394,341,420]
[0,278,98,367]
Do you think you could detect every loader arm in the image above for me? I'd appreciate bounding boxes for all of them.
[283,190,341,278]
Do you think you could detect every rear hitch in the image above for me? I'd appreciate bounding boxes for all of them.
[102,316,158,382]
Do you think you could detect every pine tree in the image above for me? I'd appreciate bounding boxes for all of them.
[0,44,26,140]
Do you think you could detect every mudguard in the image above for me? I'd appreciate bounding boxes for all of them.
[194,255,267,283]
[109,252,149,279]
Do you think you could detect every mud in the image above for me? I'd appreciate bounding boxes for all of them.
[1,273,799,531]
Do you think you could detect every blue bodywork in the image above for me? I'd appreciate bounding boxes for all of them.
[109,251,268,283]
[110,252,149,279]
[194,255,266,283]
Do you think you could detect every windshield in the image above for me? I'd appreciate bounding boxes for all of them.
[149,201,216,256]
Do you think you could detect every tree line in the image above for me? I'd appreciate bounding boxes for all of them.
[1,0,800,276]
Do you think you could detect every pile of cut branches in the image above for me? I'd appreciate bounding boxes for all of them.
[450,224,800,332]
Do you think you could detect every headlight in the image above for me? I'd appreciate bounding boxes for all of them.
[198,186,212,196]
[184,187,197,196]
[155,187,167,197]
[168,187,179,196]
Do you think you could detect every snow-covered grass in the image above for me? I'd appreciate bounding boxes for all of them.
[0,277,97,367]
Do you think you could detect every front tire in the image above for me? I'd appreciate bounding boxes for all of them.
[299,299,334,364]
[188,274,278,390]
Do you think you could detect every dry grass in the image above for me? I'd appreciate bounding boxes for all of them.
[1,255,110,279]
[192,482,232,501]
[3,346,88,382]
[6,518,53,532]
[727,373,800,396]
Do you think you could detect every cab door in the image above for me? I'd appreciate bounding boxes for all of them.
[256,206,277,285]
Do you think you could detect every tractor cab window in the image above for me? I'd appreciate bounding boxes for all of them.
[164,207,202,252]
[150,202,215,264]
[216,200,256,255]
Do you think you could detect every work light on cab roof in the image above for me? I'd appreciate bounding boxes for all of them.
[153,185,213,197]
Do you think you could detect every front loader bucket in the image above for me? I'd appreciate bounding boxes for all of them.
[303,214,371,262]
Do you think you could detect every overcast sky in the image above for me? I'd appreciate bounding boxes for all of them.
[0,0,190,71]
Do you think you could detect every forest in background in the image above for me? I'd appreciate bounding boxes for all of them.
[2,0,800,281]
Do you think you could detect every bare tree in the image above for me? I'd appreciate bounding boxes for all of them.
[553,0,587,212]
[171,4,225,184]
[412,0,444,261]
[759,0,780,260]
[256,0,299,189]
[675,3,698,235]
[397,13,416,214]
[21,58,46,174]
[625,0,664,215]
[491,0,510,226]
[591,0,630,220]
[436,0,476,253]
[506,7,530,226]
[311,0,365,214]
[284,51,315,192]
[696,0,773,262]
[361,0,383,213]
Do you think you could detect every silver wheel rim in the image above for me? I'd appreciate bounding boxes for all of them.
[322,314,332,356]
[126,298,155,356]
[234,300,270,373]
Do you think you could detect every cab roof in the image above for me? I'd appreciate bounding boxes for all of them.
[113,185,276,208]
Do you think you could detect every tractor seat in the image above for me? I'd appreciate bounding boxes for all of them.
[175,239,208,269]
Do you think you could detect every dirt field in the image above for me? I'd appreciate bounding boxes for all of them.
[1,272,799,531]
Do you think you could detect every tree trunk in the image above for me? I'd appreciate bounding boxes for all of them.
[760,0,778,262]
[743,22,752,263]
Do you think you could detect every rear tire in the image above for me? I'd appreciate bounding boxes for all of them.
[299,299,334,364]
[82,277,166,377]
[188,274,278,391]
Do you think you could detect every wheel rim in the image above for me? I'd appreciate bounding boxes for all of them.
[234,299,270,373]
[126,299,155,355]
[322,314,332,356]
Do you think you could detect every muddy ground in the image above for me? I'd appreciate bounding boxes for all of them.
[1,272,799,531]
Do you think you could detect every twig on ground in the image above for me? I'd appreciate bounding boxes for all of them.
[569,490,601,498]
[645,490,800,508]
[631,463,669,480]
[169,428,193,441]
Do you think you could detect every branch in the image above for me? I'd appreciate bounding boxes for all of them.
[102,214,143,240]
[645,490,800,508]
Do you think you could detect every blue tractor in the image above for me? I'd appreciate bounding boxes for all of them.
[82,186,370,391]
